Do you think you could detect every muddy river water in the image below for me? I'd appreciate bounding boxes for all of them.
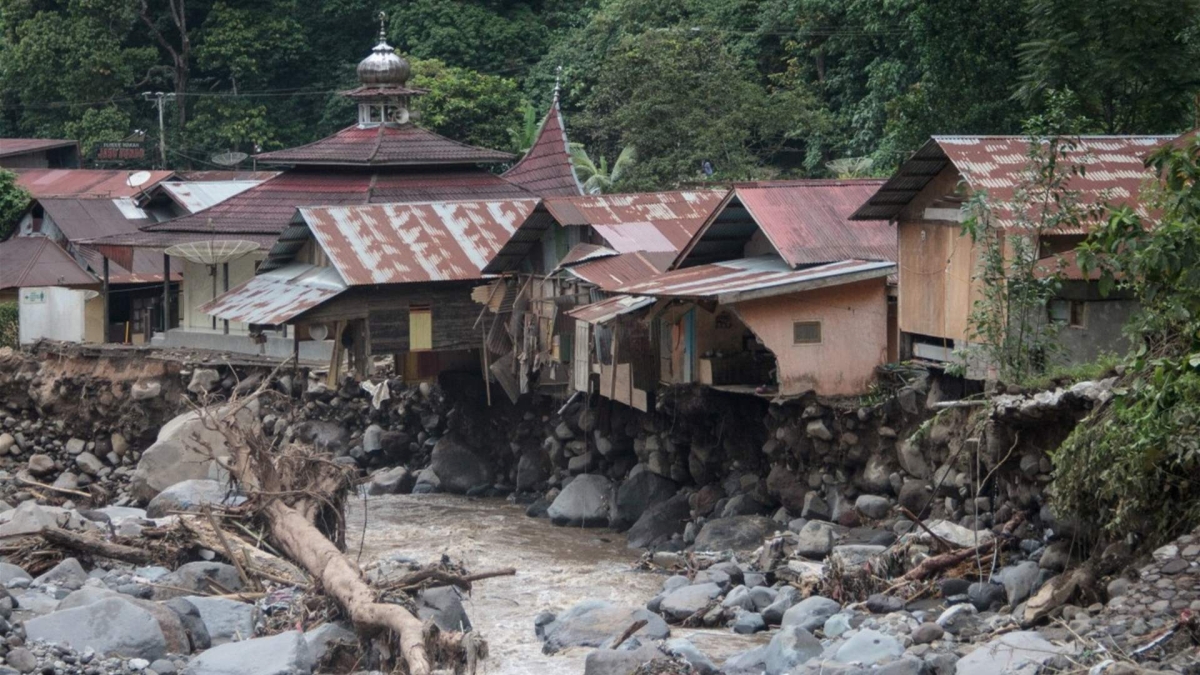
[346,493,761,674]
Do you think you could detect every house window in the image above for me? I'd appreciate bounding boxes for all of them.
[793,320,822,344]
[1048,300,1086,328]
[409,305,432,350]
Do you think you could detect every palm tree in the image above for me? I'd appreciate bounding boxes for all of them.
[509,102,540,156]
[826,156,875,179]
[569,143,637,194]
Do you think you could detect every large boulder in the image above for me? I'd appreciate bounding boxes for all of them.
[693,516,781,552]
[131,403,258,502]
[428,435,493,494]
[304,622,355,664]
[548,474,613,527]
[154,562,244,600]
[25,597,168,660]
[56,588,190,655]
[583,646,667,675]
[626,494,690,549]
[953,631,1074,675]
[610,472,677,531]
[833,629,903,665]
[0,502,96,537]
[366,467,414,496]
[184,596,258,646]
[183,630,313,675]
[541,600,670,654]
[659,582,722,622]
[763,625,822,675]
[781,595,841,632]
[416,586,471,632]
[146,479,246,519]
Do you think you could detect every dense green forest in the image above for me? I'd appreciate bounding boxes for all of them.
[2,0,1198,189]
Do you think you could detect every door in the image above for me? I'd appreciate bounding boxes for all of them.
[409,305,432,351]
[682,309,695,383]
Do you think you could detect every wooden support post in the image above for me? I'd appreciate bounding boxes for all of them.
[481,326,492,407]
[222,262,230,335]
[327,321,344,388]
[293,328,300,376]
[211,264,218,330]
[101,257,110,343]
[162,253,171,334]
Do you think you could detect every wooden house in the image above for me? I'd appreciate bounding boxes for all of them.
[851,136,1169,373]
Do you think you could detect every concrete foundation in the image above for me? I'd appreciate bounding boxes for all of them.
[152,327,333,363]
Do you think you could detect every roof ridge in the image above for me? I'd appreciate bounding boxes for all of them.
[12,237,48,287]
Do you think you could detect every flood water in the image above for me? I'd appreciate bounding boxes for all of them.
[346,493,762,675]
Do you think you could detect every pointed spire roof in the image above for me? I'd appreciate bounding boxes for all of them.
[502,85,584,197]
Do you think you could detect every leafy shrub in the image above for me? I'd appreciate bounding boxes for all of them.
[0,302,17,349]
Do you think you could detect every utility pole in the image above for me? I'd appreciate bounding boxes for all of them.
[142,92,177,168]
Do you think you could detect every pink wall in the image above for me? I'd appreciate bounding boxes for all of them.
[731,278,888,396]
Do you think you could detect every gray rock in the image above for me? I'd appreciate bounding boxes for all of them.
[417,585,472,632]
[130,405,254,502]
[54,588,190,655]
[664,638,718,675]
[6,647,36,673]
[304,622,355,664]
[155,562,243,600]
[429,432,494,492]
[659,582,722,622]
[188,369,221,394]
[612,472,678,531]
[25,597,167,660]
[855,495,892,520]
[1038,541,1071,572]
[722,646,768,675]
[830,544,886,568]
[582,646,664,675]
[833,629,903,665]
[184,596,258,646]
[165,598,212,651]
[515,451,551,491]
[150,660,178,675]
[795,520,835,559]
[548,474,613,527]
[762,586,799,625]
[146,479,246,519]
[540,600,669,654]
[732,612,766,634]
[781,595,841,632]
[693,516,780,552]
[721,585,753,611]
[75,451,105,476]
[183,630,313,675]
[131,380,162,401]
[912,622,944,644]
[898,440,932,479]
[626,494,690,549]
[26,454,55,476]
[801,492,831,521]
[806,419,833,441]
[996,561,1040,606]
[366,466,413,496]
[967,581,1007,611]
[953,631,1073,675]
[764,625,822,675]
[749,586,777,611]
[0,562,30,587]
[33,557,87,587]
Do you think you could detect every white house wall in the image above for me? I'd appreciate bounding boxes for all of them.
[19,287,87,344]
[181,254,263,333]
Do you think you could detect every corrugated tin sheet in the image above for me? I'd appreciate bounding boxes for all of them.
[566,295,655,324]
[852,136,1174,226]
[255,124,513,167]
[40,198,154,240]
[501,95,584,197]
[617,256,895,302]
[76,246,181,284]
[556,242,618,268]
[299,199,537,286]
[174,170,280,182]
[158,180,265,214]
[141,168,532,236]
[733,179,894,266]
[0,139,77,158]
[566,252,661,292]
[544,191,726,250]
[200,263,346,325]
[15,169,173,198]
[0,237,96,290]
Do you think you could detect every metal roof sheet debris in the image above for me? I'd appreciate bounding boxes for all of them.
[565,294,655,324]
[299,199,538,286]
[617,256,895,302]
[200,263,347,325]
[565,252,662,292]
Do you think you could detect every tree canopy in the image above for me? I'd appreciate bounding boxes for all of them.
[0,0,1196,187]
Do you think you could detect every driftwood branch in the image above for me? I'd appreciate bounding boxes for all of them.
[39,527,161,565]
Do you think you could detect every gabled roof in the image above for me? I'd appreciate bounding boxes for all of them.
[39,198,155,240]
[254,124,514,167]
[677,179,893,269]
[850,135,1174,225]
[293,199,537,286]
[501,94,584,197]
[0,237,96,290]
[564,252,661,291]
[617,256,896,304]
[199,263,347,325]
[483,190,727,274]
[136,169,533,238]
[0,139,78,158]
[16,169,173,198]
[154,180,266,214]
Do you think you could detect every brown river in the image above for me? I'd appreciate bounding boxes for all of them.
[346,493,762,674]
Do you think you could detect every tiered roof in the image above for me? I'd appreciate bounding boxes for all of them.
[502,93,583,196]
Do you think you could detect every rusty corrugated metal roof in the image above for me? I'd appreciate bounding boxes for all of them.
[852,136,1174,228]
[565,252,661,291]
[15,169,174,198]
[556,243,618,268]
[157,180,265,214]
[0,237,96,290]
[731,180,893,267]
[255,124,513,167]
[565,294,655,324]
[545,190,726,249]
[502,93,584,197]
[617,256,895,304]
[299,199,537,286]
[0,139,78,158]
[200,263,346,325]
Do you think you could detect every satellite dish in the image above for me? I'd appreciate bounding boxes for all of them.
[309,324,329,341]
[126,171,153,188]
[164,240,260,265]
[211,151,249,167]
